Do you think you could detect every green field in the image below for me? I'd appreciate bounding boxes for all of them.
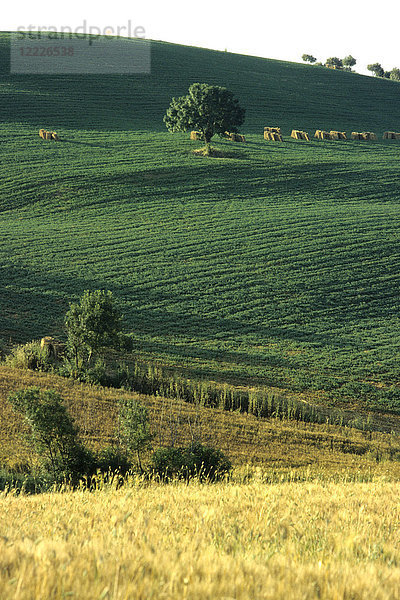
[1,33,400,412]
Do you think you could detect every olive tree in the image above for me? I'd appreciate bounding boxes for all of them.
[342,55,356,69]
[164,82,245,155]
[325,57,343,69]
[390,68,400,81]
[367,63,384,77]
[302,54,317,63]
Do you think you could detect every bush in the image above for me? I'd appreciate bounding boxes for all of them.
[5,340,55,371]
[95,446,132,475]
[151,442,232,482]
[0,467,50,494]
[119,398,155,471]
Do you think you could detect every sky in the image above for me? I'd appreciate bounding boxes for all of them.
[4,0,400,76]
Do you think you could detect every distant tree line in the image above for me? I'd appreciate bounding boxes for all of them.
[302,54,357,72]
[367,63,400,80]
[302,53,400,80]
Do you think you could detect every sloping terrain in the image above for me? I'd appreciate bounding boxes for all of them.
[2,365,400,478]
[1,33,400,411]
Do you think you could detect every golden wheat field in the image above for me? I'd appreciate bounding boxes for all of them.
[0,479,399,600]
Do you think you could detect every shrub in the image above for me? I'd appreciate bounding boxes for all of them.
[5,340,55,371]
[0,467,49,494]
[95,446,132,475]
[151,442,232,482]
[119,398,155,471]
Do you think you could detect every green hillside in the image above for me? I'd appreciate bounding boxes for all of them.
[1,32,400,413]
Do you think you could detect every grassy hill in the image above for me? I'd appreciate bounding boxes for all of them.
[2,365,400,479]
[1,32,400,414]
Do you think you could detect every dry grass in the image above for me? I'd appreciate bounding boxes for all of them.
[1,479,400,599]
[2,366,400,479]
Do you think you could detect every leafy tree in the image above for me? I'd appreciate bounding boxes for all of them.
[367,63,384,77]
[119,398,155,471]
[342,55,356,69]
[8,387,93,481]
[65,289,122,368]
[302,54,317,64]
[325,57,343,69]
[163,82,245,155]
[390,68,400,81]
[384,71,391,79]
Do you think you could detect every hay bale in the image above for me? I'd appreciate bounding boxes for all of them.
[264,126,281,134]
[359,132,376,141]
[315,130,331,140]
[40,336,56,358]
[265,131,282,141]
[351,132,362,140]
[45,131,53,140]
[40,336,65,359]
[51,132,59,141]
[330,131,347,140]
[291,130,310,140]
[228,133,245,142]
[39,129,46,139]
[190,131,203,141]
[383,131,399,139]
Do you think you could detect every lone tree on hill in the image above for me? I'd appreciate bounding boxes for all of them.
[163,82,245,155]
[302,54,317,64]
[65,289,123,369]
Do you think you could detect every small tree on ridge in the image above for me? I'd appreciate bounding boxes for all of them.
[302,54,317,64]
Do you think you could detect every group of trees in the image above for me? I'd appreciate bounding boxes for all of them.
[302,53,400,81]
[367,63,400,80]
[302,54,357,71]
[5,289,232,486]
[8,385,231,485]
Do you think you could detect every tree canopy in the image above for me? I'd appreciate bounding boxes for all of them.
[163,83,245,154]
[65,289,123,368]
[390,68,400,81]
[367,63,384,77]
[325,57,343,69]
[302,54,317,64]
[343,55,356,68]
